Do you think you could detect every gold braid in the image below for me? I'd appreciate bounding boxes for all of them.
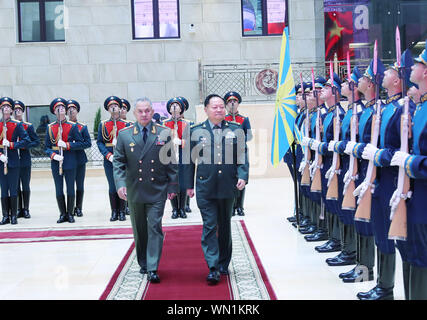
[101,120,115,142]
[48,123,61,145]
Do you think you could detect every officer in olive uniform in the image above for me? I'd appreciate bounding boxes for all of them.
[97,96,131,222]
[163,97,191,219]
[183,94,249,285]
[0,97,30,225]
[13,100,40,219]
[67,99,92,217]
[113,97,178,283]
[224,91,252,217]
[45,98,85,224]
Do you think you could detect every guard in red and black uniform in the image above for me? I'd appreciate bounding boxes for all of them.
[0,97,30,225]
[224,91,252,216]
[97,96,131,222]
[163,97,192,219]
[45,98,85,224]
[66,99,92,218]
[13,100,40,220]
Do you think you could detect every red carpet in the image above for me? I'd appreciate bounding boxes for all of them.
[143,224,233,300]
[101,220,277,300]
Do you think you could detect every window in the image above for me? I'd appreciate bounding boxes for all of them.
[17,0,65,42]
[25,105,56,158]
[241,0,288,37]
[131,0,180,40]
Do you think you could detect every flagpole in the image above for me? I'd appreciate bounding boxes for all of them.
[291,141,300,229]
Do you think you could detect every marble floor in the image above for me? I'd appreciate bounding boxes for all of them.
[0,168,405,300]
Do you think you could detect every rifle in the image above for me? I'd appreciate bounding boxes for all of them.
[354,40,380,222]
[171,105,180,163]
[2,109,7,175]
[388,27,410,240]
[300,73,311,186]
[354,100,381,222]
[326,62,341,200]
[310,100,322,193]
[56,108,63,176]
[342,53,358,210]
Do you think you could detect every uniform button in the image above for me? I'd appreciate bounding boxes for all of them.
[151,168,154,172]
[218,170,222,174]
[217,145,220,149]
[217,153,221,156]
[151,160,154,163]
[151,177,154,181]
[139,169,142,172]
[139,178,142,181]
[139,160,142,164]
[218,162,222,165]
[200,176,203,179]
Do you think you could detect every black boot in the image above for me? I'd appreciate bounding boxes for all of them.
[9,196,18,225]
[171,196,179,219]
[74,190,83,217]
[402,260,410,300]
[315,212,341,252]
[236,188,245,216]
[125,201,130,215]
[56,195,67,223]
[178,192,187,219]
[341,233,374,282]
[22,191,31,219]
[0,197,10,225]
[185,196,191,213]
[357,250,395,300]
[17,189,24,218]
[66,195,75,223]
[409,265,427,300]
[327,223,356,266]
[118,196,126,221]
[109,192,118,222]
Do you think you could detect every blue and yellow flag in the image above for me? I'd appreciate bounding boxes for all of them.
[271,27,297,166]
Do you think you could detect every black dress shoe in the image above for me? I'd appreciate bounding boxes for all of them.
[74,207,83,217]
[339,266,356,279]
[287,216,297,223]
[171,209,179,219]
[232,209,236,216]
[0,216,10,225]
[236,208,245,216]
[299,225,317,234]
[110,210,118,222]
[219,266,229,275]
[343,266,374,283]
[185,205,191,213]
[179,209,187,219]
[22,209,31,219]
[315,239,341,253]
[207,268,220,285]
[147,271,160,283]
[326,251,356,266]
[139,267,147,274]
[357,285,394,300]
[305,230,328,242]
[57,215,68,224]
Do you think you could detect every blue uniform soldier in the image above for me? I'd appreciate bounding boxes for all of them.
[67,99,92,217]
[390,42,427,300]
[97,96,131,222]
[13,100,40,219]
[45,98,85,224]
[357,50,417,300]
[0,97,30,225]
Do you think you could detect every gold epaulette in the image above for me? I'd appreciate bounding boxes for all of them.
[190,122,203,129]
[227,120,240,126]
[154,122,167,129]
[76,121,86,126]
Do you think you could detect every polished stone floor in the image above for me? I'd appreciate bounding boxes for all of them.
[0,168,404,300]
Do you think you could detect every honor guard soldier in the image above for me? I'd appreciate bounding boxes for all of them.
[45,98,85,224]
[67,99,92,217]
[224,91,252,216]
[13,100,40,220]
[0,97,30,225]
[309,73,345,255]
[121,98,132,215]
[340,57,386,283]
[390,41,427,299]
[163,97,191,219]
[97,96,131,222]
[357,50,417,300]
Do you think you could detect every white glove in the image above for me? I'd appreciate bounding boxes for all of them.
[173,137,182,146]
[361,143,379,161]
[301,137,311,147]
[57,140,67,148]
[390,151,410,168]
[299,161,306,173]
[0,154,7,163]
[344,141,357,155]
[353,181,368,198]
[2,139,10,147]
[53,154,64,162]
[112,138,117,147]
[310,140,320,151]
[389,189,400,215]
[328,140,337,152]
[309,160,317,177]
[108,155,114,163]
[343,170,351,186]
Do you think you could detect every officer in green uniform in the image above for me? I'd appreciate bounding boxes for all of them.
[113,97,178,283]
[183,94,249,285]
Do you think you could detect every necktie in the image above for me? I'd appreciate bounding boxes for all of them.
[213,125,220,130]
[142,127,147,143]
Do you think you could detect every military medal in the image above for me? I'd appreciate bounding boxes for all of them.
[129,142,135,152]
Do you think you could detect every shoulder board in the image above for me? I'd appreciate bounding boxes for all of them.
[67,120,76,125]
[227,120,240,126]
[23,121,32,126]
[76,121,86,126]
[120,125,134,131]
[9,119,19,123]
[320,108,327,115]
[190,122,203,129]
[398,98,405,106]
[154,123,167,129]
[181,118,194,123]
